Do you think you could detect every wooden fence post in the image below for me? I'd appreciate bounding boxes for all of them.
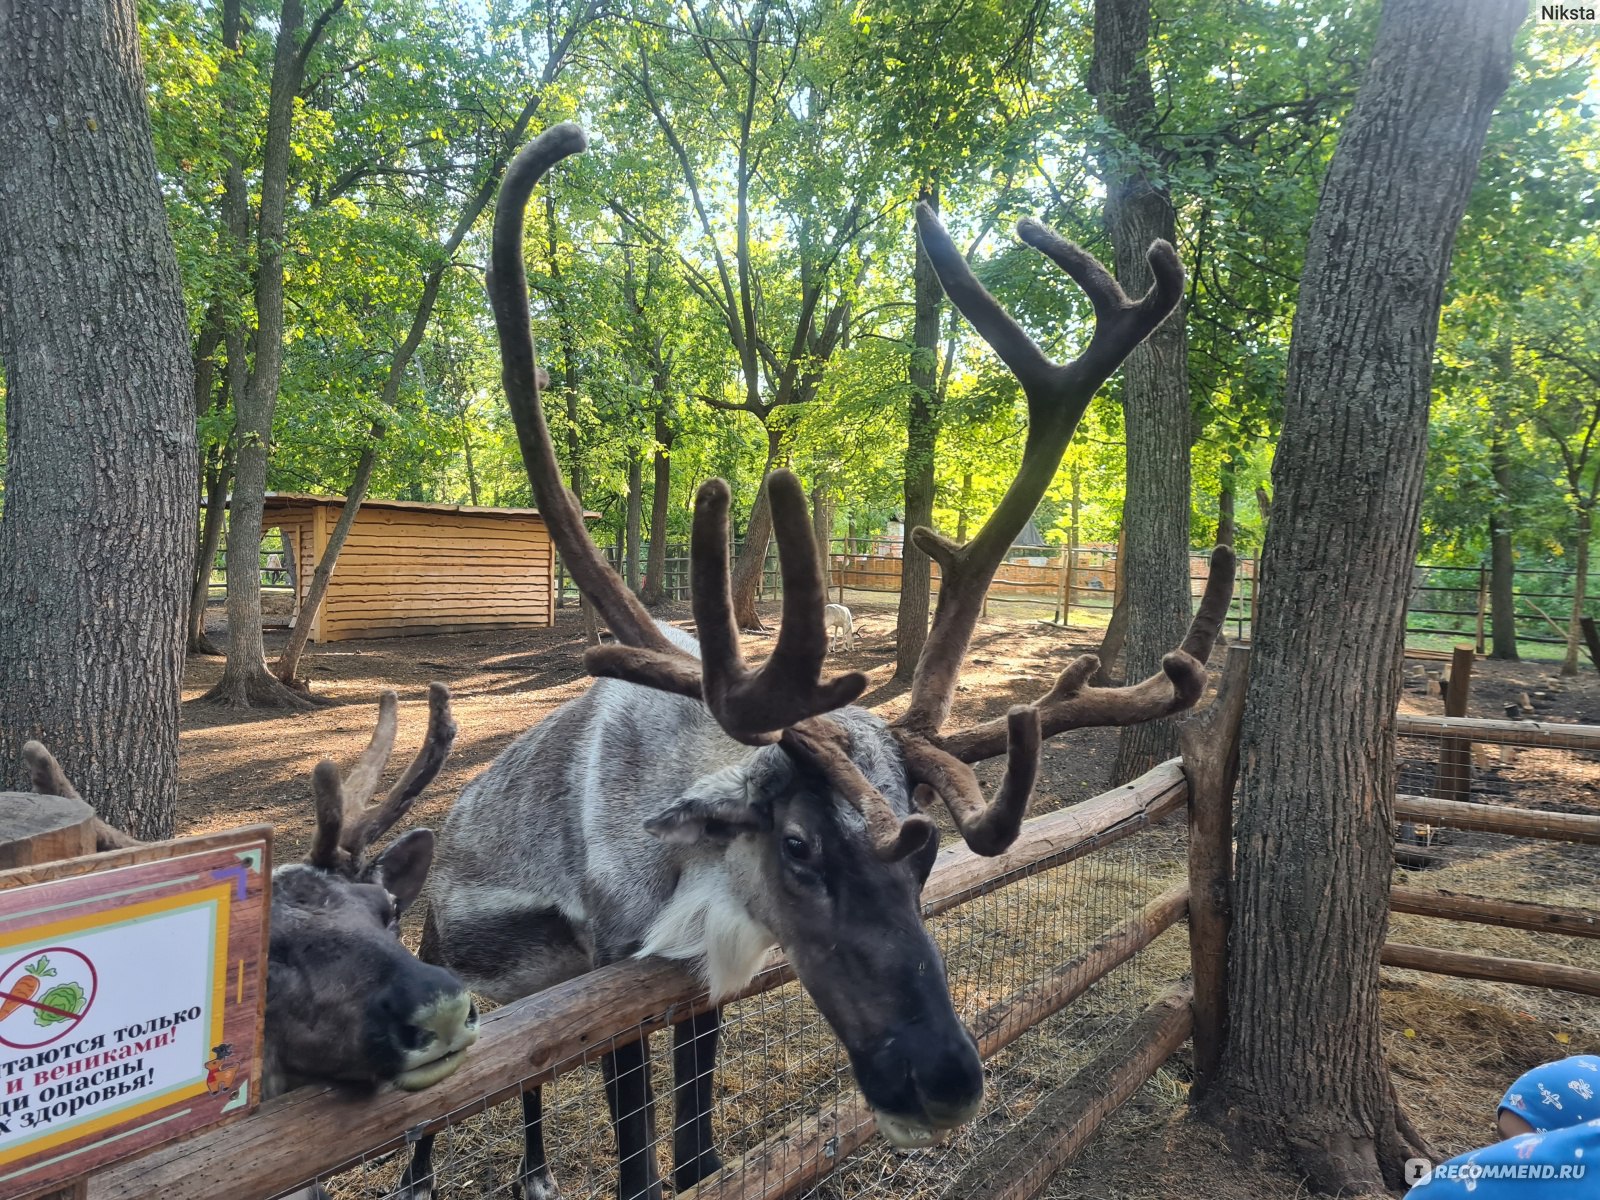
[1434,645,1475,803]
[1177,644,1250,1099]
[1476,565,1488,654]
[1,793,98,1200]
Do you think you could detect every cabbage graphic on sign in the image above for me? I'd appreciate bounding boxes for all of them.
[0,949,97,1049]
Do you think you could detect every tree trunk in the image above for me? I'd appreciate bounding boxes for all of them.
[1489,425,1519,660]
[0,0,199,839]
[896,189,944,682]
[1207,3,1522,1191]
[1092,0,1197,785]
[811,483,834,590]
[273,427,382,690]
[730,428,784,630]
[1216,455,1237,549]
[1564,506,1592,676]
[955,472,973,542]
[641,412,675,606]
[1094,525,1130,685]
[204,0,325,710]
[188,456,233,655]
[626,453,643,594]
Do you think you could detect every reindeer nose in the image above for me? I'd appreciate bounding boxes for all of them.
[410,989,478,1054]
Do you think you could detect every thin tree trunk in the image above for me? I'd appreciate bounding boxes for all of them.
[1489,425,1519,660]
[1564,506,1592,676]
[955,472,972,542]
[0,0,198,838]
[1092,0,1196,784]
[811,483,834,589]
[1094,525,1130,685]
[730,428,784,630]
[273,427,381,689]
[896,187,943,682]
[1216,456,1237,549]
[188,456,233,655]
[626,452,643,593]
[641,412,675,606]
[1208,3,1521,1191]
[205,0,329,710]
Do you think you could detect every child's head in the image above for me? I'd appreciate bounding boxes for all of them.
[1496,1055,1600,1139]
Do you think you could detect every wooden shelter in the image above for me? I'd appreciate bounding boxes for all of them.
[259,494,582,642]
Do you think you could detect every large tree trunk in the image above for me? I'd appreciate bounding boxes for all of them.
[1489,424,1519,660]
[895,189,943,682]
[1207,2,1521,1191]
[1092,0,1197,785]
[205,0,324,710]
[730,428,784,630]
[641,411,675,606]
[1564,505,1592,676]
[0,0,198,838]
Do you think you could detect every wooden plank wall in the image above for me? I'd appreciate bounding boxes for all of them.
[259,502,554,642]
[318,506,554,641]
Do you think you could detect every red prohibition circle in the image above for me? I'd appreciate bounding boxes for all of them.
[0,947,99,1050]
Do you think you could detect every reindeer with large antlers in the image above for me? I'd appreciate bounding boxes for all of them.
[406,124,1234,1200]
[19,687,478,1137]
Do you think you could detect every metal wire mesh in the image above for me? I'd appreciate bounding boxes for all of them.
[302,820,1191,1200]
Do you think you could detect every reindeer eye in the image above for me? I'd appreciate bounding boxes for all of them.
[782,836,812,863]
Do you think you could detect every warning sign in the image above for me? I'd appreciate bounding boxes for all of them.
[0,829,270,1196]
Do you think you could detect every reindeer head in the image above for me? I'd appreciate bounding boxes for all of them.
[490,124,1234,1147]
[22,685,478,1098]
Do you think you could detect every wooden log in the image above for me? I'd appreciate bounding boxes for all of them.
[0,794,96,872]
[1582,616,1600,675]
[681,887,1190,1200]
[89,764,1190,1200]
[1394,713,1600,751]
[1393,794,1600,845]
[1177,644,1250,1096]
[1382,942,1600,998]
[1434,645,1475,803]
[941,986,1195,1200]
[1391,887,1600,938]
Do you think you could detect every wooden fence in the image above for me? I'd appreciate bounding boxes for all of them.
[68,651,1253,1200]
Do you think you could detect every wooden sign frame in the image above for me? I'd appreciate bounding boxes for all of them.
[0,826,272,1198]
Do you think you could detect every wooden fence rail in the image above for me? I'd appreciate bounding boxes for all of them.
[89,763,1192,1200]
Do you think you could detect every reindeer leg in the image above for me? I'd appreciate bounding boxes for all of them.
[514,1086,559,1200]
[602,1034,661,1200]
[672,1007,722,1189]
[397,1135,437,1200]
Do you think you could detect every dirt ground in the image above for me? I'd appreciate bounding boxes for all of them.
[176,597,1600,1199]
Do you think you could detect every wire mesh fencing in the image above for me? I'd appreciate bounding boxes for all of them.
[306,818,1191,1200]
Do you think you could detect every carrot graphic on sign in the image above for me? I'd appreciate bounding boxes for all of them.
[0,957,53,1023]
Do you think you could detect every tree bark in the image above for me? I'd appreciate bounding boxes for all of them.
[626,452,643,593]
[205,0,330,710]
[1206,2,1522,1191]
[188,455,233,655]
[811,483,834,590]
[1091,0,1197,785]
[730,429,784,630]
[1564,505,1592,676]
[1489,424,1519,660]
[0,0,198,838]
[896,188,944,682]
[1216,456,1237,549]
[272,427,381,690]
[641,411,675,606]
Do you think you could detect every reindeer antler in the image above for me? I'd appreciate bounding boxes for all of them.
[887,205,1235,856]
[19,741,141,851]
[488,125,912,858]
[309,683,458,873]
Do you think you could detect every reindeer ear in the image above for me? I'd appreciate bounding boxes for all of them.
[367,828,435,915]
[645,761,776,845]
